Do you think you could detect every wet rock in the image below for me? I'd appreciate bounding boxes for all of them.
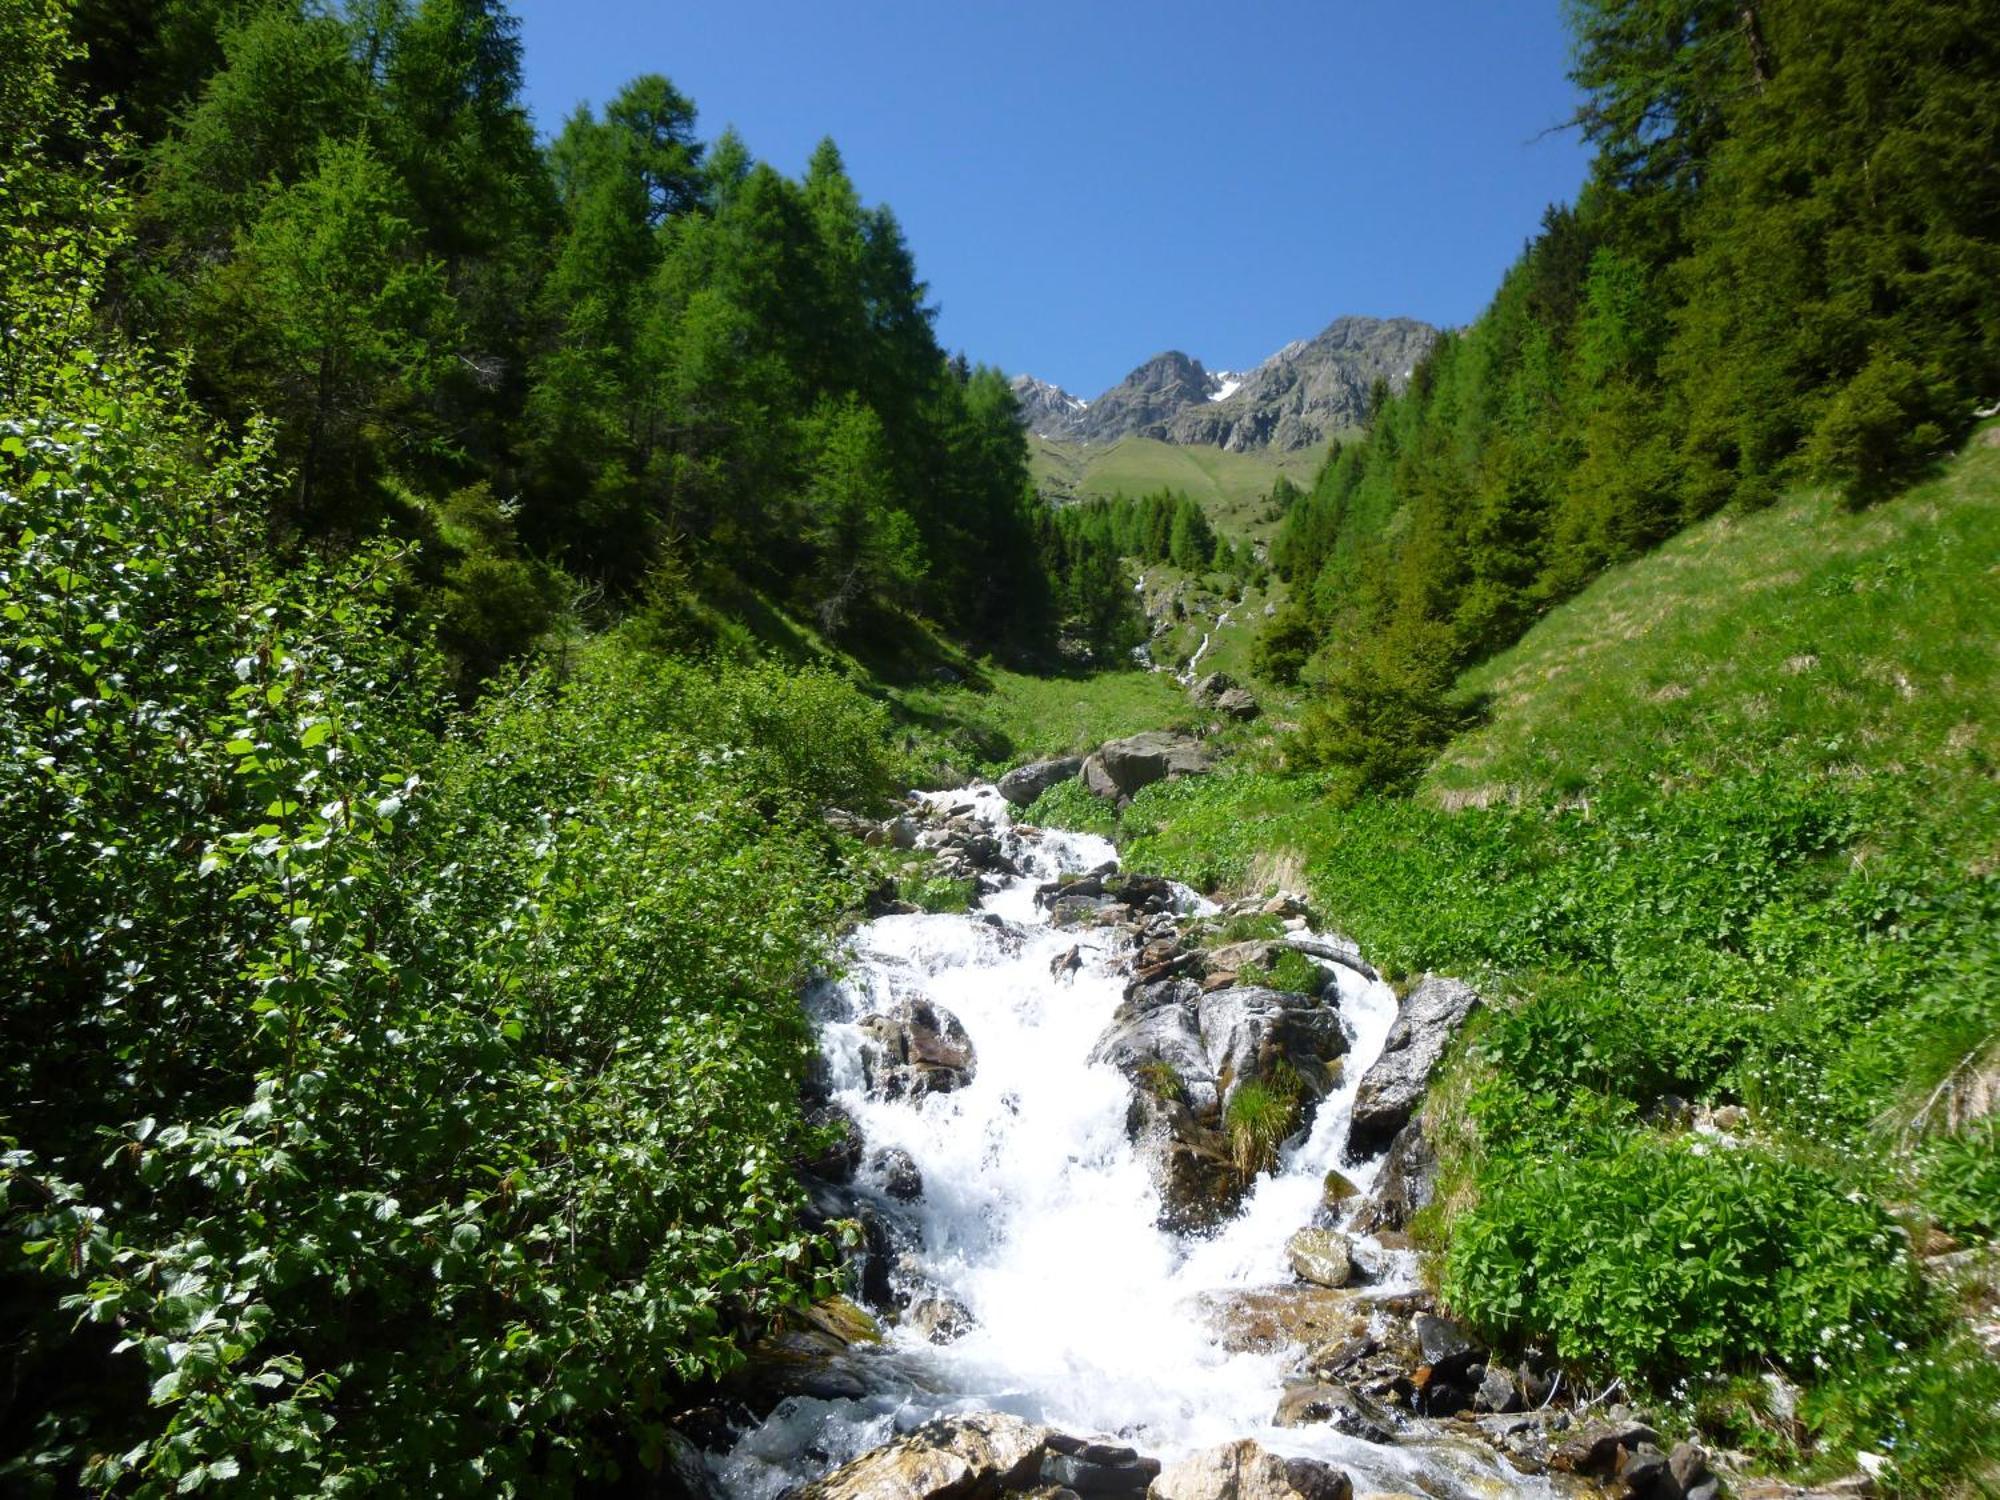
[1349,1120,1436,1235]
[1347,977,1481,1155]
[802,1102,865,1184]
[1474,1364,1523,1414]
[657,1424,726,1500]
[1091,985,1216,1114]
[860,999,977,1100]
[1081,731,1213,804]
[1129,1092,1251,1231]
[998,755,1085,807]
[1318,1169,1362,1212]
[727,1296,884,1411]
[1051,944,1085,983]
[904,1292,974,1345]
[797,1411,1050,1500]
[1286,1228,1356,1289]
[1150,1440,1351,1500]
[1271,1379,1399,1445]
[1412,1313,1482,1377]
[1198,986,1347,1109]
[1549,1421,1662,1478]
[1041,1434,1161,1496]
[872,1146,924,1202]
[1195,1287,1368,1355]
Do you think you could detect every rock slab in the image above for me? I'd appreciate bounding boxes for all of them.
[1347,976,1480,1154]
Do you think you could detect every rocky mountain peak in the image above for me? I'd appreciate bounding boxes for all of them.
[1013,315,1437,453]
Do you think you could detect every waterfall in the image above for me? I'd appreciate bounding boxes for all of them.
[714,786,1544,1499]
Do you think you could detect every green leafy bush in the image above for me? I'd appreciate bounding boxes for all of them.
[0,38,884,1489]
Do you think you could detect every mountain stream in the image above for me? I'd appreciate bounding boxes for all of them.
[715,786,1546,1499]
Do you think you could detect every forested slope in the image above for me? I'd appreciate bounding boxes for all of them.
[1261,0,1999,788]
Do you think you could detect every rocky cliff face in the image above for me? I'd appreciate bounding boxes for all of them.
[1016,315,1436,452]
[1008,374,1088,438]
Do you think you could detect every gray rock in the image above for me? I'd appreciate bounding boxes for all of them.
[1082,731,1213,803]
[998,755,1084,807]
[1286,1228,1355,1289]
[1198,985,1346,1109]
[1474,1364,1523,1414]
[1413,1313,1481,1376]
[1347,976,1481,1155]
[1089,985,1217,1114]
[859,999,977,1100]
[1669,1442,1713,1494]
[904,1292,973,1345]
[1040,1435,1160,1496]
[1349,1119,1436,1234]
[1214,688,1261,721]
[1190,671,1240,708]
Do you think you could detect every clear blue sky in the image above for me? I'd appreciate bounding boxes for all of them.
[510,1,1592,396]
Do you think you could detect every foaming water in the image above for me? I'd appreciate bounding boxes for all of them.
[716,788,1543,1499]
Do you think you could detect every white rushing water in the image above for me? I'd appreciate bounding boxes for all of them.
[716,786,1542,1499]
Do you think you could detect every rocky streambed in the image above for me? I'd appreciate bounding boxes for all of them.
[691,785,1723,1500]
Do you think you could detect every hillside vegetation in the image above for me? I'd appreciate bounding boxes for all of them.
[1030,434,1326,544]
[1261,0,1999,790]
[1107,435,2000,1490]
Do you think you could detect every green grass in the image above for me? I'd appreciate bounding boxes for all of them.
[1111,435,2000,1492]
[1029,435,1328,545]
[889,663,1196,782]
[1430,436,2000,843]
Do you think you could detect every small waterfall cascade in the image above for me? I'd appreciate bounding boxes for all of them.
[715,786,1544,1499]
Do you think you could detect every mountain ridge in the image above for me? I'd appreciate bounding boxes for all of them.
[1013,315,1437,455]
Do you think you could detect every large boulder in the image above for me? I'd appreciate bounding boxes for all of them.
[1149,1440,1351,1500]
[1214,688,1261,721]
[1090,981,1218,1114]
[1081,731,1213,803]
[1190,671,1239,708]
[798,1412,1049,1500]
[997,755,1084,807]
[1347,976,1480,1155]
[859,998,977,1100]
[1198,985,1346,1109]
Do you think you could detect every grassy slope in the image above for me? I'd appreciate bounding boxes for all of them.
[1029,434,1329,544]
[1089,433,2000,1491]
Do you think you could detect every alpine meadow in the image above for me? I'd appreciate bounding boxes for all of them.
[2,2,1997,1498]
